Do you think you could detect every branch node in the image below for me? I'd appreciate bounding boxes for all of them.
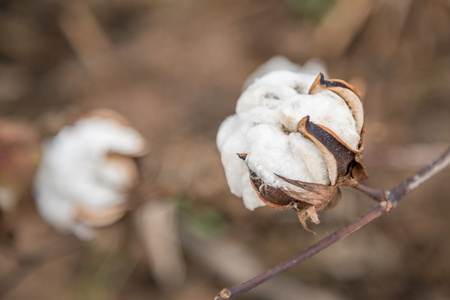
[381,199,394,212]
[215,288,231,300]
[379,190,394,212]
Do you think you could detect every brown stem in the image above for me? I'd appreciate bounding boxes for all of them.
[354,183,386,202]
[215,147,450,300]
[215,205,386,300]
[389,147,450,203]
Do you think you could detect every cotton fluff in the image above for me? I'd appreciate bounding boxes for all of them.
[217,57,360,211]
[33,110,147,240]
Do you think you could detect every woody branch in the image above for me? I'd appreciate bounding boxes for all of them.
[215,146,450,300]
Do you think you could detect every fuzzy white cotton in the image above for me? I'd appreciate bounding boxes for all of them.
[243,56,328,89]
[33,113,147,240]
[217,57,359,210]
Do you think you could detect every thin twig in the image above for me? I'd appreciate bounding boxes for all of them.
[215,147,450,300]
[389,147,450,203]
[354,183,386,202]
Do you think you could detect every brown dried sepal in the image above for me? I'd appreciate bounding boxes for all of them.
[297,116,367,185]
[238,154,341,232]
[309,73,364,135]
[278,174,342,232]
[307,73,369,182]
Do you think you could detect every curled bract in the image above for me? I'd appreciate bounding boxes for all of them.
[33,109,148,240]
[217,57,367,231]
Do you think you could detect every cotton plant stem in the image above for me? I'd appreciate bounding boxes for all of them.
[215,147,450,300]
[389,147,450,203]
[354,183,387,202]
[215,206,386,300]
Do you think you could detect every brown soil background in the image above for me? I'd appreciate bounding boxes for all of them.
[0,1,449,299]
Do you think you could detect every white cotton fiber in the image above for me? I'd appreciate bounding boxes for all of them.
[217,57,359,211]
[33,111,147,239]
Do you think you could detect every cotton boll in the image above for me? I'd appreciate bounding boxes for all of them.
[33,109,147,239]
[216,56,367,230]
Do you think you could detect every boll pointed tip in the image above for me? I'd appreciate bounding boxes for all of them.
[237,153,248,161]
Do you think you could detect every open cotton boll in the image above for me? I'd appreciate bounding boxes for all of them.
[33,109,147,240]
[216,56,367,230]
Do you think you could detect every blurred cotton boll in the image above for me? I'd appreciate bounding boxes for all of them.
[33,109,148,240]
[217,57,366,230]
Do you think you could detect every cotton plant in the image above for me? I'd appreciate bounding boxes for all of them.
[217,57,368,231]
[33,109,148,240]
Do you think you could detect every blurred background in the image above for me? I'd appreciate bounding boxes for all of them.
[0,0,449,299]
